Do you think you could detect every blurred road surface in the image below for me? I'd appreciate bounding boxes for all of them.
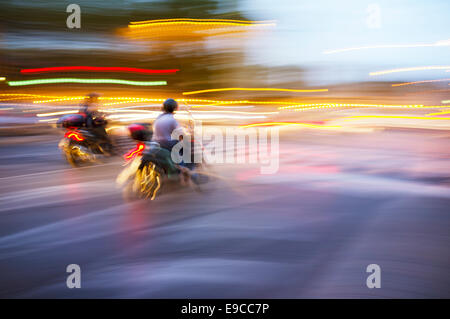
[0,128,449,298]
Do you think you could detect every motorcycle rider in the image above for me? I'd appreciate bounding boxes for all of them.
[152,98,183,151]
[79,92,101,127]
[151,98,192,184]
[79,93,114,154]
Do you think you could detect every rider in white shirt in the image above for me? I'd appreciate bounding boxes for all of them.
[152,98,182,151]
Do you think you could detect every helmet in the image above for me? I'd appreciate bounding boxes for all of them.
[128,123,152,141]
[162,98,178,113]
[58,114,86,128]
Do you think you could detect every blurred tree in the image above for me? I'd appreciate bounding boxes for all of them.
[0,0,304,97]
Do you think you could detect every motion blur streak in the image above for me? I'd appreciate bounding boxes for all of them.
[279,103,449,111]
[392,79,450,87]
[0,97,35,102]
[130,18,275,25]
[102,101,150,107]
[427,110,450,116]
[128,19,276,29]
[324,39,450,54]
[179,99,305,105]
[239,122,341,129]
[33,97,87,104]
[1,0,450,300]
[106,112,267,121]
[31,96,306,106]
[21,67,179,74]
[37,118,58,122]
[341,115,450,121]
[37,111,78,117]
[0,77,5,81]
[183,88,328,95]
[0,93,59,98]
[191,110,278,115]
[370,66,450,76]
[33,97,162,104]
[8,79,168,87]
[123,17,277,39]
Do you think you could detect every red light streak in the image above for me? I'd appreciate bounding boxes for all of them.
[124,143,145,160]
[64,131,84,141]
[21,66,179,75]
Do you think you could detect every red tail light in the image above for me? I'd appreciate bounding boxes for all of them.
[64,131,84,141]
[124,143,145,160]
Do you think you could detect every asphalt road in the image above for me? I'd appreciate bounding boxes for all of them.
[0,129,449,298]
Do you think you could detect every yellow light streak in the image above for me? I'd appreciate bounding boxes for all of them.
[103,100,146,106]
[128,19,276,29]
[392,78,450,87]
[33,97,85,104]
[183,88,328,95]
[341,115,450,121]
[130,18,275,25]
[32,96,301,106]
[239,122,341,129]
[0,93,59,99]
[279,103,450,111]
[129,22,276,31]
[0,97,38,102]
[190,110,278,115]
[370,66,450,76]
[426,110,450,116]
[12,94,450,114]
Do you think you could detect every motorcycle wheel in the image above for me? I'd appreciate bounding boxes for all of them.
[129,162,163,200]
[65,145,94,167]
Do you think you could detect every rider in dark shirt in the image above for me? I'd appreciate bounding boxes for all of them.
[79,93,113,153]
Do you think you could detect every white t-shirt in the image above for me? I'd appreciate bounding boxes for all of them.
[152,113,180,142]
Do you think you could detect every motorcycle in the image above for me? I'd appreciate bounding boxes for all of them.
[57,114,113,167]
[116,123,209,200]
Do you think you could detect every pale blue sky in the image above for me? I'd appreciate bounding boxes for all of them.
[240,0,450,85]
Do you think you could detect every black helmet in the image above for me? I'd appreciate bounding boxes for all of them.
[128,123,152,141]
[162,98,178,113]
